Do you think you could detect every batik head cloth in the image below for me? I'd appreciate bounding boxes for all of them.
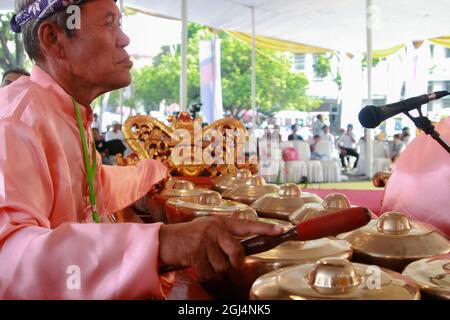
[10,0,84,33]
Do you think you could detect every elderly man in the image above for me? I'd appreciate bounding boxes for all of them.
[1,68,30,87]
[0,0,281,299]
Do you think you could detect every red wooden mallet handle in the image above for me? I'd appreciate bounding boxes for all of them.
[295,207,371,241]
[159,207,371,273]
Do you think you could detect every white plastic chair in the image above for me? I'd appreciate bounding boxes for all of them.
[257,138,281,183]
[315,140,341,182]
[373,140,391,172]
[292,140,324,183]
[356,140,391,176]
[276,141,307,183]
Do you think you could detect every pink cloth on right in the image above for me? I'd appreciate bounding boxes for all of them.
[381,117,450,236]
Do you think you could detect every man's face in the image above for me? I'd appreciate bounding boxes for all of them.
[92,128,101,140]
[62,0,133,92]
[1,72,26,87]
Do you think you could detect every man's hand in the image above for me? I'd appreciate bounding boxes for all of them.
[159,217,284,280]
[148,175,169,196]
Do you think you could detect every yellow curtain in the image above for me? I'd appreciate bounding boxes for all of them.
[372,44,405,59]
[430,36,450,49]
[227,31,449,58]
[226,31,333,54]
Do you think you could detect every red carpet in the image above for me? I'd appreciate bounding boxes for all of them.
[304,188,385,216]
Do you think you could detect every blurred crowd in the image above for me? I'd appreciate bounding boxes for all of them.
[1,68,409,172]
[258,114,411,176]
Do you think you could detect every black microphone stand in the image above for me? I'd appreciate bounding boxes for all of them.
[404,106,450,154]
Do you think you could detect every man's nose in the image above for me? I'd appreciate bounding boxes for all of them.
[117,28,130,48]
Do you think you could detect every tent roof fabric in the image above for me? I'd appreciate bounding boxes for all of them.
[125,0,450,54]
[2,1,449,54]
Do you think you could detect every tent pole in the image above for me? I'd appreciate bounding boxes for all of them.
[180,0,188,112]
[119,0,124,124]
[365,0,374,178]
[251,6,257,128]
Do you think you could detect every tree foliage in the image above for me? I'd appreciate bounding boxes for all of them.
[128,24,322,116]
[0,12,27,72]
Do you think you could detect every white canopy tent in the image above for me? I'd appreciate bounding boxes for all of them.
[125,0,450,53]
[4,0,449,49]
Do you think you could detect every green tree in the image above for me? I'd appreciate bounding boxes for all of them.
[0,12,27,72]
[129,24,321,117]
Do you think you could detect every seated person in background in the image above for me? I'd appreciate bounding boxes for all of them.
[1,68,30,87]
[272,125,282,143]
[401,132,411,146]
[288,124,304,141]
[92,128,110,165]
[335,128,345,149]
[105,120,127,162]
[337,124,359,170]
[91,113,100,130]
[0,0,282,299]
[381,117,450,236]
[309,134,322,160]
[105,120,125,142]
[400,126,410,145]
[312,114,325,137]
[390,133,405,162]
[321,125,335,145]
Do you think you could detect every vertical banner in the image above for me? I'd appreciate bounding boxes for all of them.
[199,38,224,124]
[403,41,432,140]
[384,48,406,138]
[340,52,364,138]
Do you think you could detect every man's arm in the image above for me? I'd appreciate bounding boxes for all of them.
[98,157,167,214]
[0,121,173,299]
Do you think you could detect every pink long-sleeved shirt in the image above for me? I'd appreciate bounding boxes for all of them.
[0,65,173,299]
[381,117,450,236]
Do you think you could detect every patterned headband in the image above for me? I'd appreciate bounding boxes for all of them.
[10,0,85,33]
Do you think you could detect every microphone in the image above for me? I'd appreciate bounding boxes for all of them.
[359,91,449,128]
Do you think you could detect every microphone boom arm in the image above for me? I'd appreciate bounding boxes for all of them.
[404,106,450,154]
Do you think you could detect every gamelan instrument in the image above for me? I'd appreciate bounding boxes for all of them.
[289,192,365,224]
[222,176,279,205]
[165,190,258,223]
[250,183,322,221]
[158,207,372,274]
[211,169,253,194]
[226,237,352,299]
[340,211,450,272]
[402,254,450,300]
[250,257,420,300]
[146,179,213,223]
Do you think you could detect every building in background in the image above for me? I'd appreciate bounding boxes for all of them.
[291,43,450,139]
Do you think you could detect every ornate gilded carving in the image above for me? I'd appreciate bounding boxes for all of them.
[117,112,257,177]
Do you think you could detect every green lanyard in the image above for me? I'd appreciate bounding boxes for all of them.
[72,97,99,223]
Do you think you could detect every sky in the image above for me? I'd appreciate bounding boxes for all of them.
[123,13,181,66]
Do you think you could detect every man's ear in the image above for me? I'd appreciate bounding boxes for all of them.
[38,21,66,59]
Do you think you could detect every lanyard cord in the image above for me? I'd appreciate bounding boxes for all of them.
[72,97,99,223]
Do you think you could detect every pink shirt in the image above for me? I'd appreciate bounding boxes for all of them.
[381,117,450,236]
[0,66,172,299]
